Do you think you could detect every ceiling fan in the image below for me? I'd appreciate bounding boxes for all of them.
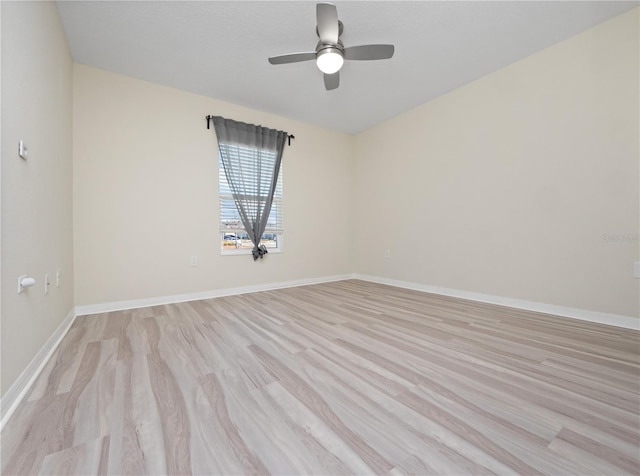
[268,3,395,91]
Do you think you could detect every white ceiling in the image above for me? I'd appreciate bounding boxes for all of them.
[56,1,637,134]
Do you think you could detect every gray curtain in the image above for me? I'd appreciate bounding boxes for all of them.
[212,116,287,260]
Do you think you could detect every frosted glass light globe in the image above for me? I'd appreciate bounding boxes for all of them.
[316,49,344,74]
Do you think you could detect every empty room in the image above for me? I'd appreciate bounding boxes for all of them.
[1,1,639,474]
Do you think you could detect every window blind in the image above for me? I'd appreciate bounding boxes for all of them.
[219,145,283,235]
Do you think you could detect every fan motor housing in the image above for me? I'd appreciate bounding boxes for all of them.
[316,19,344,39]
[316,40,344,55]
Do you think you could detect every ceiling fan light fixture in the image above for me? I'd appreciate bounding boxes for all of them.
[316,48,344,74]
[268,3,395,90]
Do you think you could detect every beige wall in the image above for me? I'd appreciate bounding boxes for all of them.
[354,9,639,318]
[73,65,354,306]
[1,1,74,396]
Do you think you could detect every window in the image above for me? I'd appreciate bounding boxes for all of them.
[219,148,283,254]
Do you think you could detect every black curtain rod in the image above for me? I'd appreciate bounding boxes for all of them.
[206,115,295,146]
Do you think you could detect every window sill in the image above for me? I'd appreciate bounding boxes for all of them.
[220,249,283,256]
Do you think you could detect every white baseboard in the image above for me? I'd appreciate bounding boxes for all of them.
[75,272,639,329]
[74,274,355,316]
[0,308,76,431]
[354,274,639,330]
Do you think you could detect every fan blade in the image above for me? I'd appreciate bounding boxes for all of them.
[317,3,339,44]
[344,44,395,61]
[324,72,339,90]
[269,52,316,65]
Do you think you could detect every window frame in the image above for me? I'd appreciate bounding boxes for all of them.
[218,153,283,256]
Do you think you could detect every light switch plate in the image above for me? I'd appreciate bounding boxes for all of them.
[18,141,28,160]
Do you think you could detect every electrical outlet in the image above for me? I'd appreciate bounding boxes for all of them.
[190,255,198,267]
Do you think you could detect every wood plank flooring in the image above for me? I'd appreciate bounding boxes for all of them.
[1,279,639,475]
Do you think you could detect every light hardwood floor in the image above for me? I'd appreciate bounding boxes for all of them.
[1,280,639,475]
